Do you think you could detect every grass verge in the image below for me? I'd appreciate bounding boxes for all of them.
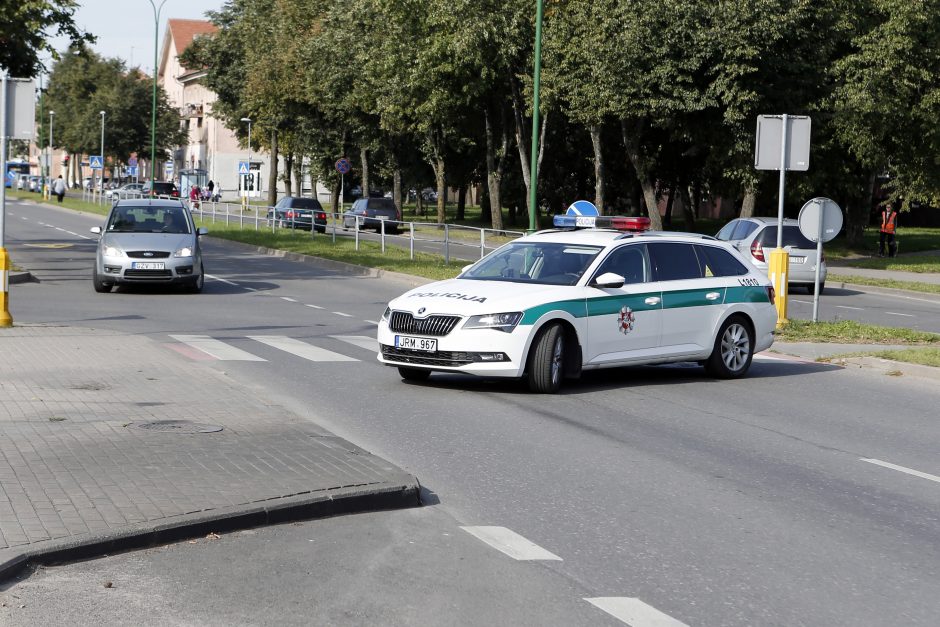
[775,319,940,344]
[834,254,940,273]
[827,273,940,294]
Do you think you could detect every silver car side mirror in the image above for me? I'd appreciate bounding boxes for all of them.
[90,226,102,234]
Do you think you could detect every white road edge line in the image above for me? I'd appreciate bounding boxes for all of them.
[205,274,238,286]
[364,320,379,325]
[585,597,688,627]
[333,311,353,317]
[836,305,864,310]
[885,311,915,317]
[281,297,298,302]
[860,458,940,484]
[305,304,324,309]
[459,526,562,561]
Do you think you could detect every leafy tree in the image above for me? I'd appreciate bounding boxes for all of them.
[0,0,94,76]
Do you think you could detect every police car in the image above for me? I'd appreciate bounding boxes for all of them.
[377,202,778,393]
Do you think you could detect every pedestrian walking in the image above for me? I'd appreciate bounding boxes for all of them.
[878,202,898,257]
[189,185,201,210]
[53,175,66,203]
[207,179,214,196]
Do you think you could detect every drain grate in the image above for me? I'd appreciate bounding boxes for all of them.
[136,420,223,434]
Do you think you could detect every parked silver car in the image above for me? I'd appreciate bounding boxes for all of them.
[342,197,401,233]
[715,216,827,293]
[90,199,207,293]
[106,182,145,200]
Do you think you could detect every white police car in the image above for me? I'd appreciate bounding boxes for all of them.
[377,202,778,393]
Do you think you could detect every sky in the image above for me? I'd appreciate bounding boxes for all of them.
[48,0,223,73]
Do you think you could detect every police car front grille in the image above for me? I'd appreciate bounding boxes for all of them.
[381,345,473,366]
[389,312,461,336]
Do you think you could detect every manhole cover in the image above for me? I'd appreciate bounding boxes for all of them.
[136,420,223,433]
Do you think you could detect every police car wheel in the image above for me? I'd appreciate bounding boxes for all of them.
[528,323,565,393]
[398,366,430,382]
[705,316,753,379]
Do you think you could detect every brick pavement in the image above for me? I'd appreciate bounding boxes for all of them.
[0,325,418,575]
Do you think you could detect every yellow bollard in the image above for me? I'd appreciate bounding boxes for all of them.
[0,247,13,328]
[767,248,789,326]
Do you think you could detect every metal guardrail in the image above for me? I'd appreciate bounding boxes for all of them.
[89,192,524,261]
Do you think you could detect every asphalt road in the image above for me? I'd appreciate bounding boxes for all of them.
[4,198,940,626]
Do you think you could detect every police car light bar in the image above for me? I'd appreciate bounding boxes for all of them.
[552,214,651,231]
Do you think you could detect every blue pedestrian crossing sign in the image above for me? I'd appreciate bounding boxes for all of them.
[238,161,250,175]
[90,155,103,170]
[126,165,138,177]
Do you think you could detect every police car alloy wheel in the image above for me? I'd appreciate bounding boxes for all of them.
[375,202,778,394]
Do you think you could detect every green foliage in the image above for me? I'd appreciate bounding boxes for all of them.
[0,0,94,76]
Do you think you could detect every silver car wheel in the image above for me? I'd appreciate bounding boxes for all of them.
[720,322,750,372]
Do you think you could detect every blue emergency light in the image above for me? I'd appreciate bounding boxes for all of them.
[553,201,651,231]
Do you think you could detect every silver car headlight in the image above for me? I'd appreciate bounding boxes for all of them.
[103,246,124,257]
[463,312,523,333]
[174,246,193,258]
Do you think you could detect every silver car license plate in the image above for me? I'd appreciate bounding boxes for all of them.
[789,256,806,264]
[132,262,165,270]
[395,335,437,352]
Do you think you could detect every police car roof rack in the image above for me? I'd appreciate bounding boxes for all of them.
[615,231,717,241]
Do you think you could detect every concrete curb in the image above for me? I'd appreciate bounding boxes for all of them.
[203,235,434,288]
[0,479,421,582]
[823,355,940,382]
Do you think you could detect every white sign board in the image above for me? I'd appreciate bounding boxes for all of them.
[798,197,843,243]
[755,115,811,171]
[3,78,36,140]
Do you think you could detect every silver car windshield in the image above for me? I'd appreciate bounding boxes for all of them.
[461,241,602,285]
[107,206,191,234]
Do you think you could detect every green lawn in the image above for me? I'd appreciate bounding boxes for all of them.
[775,319,940,344]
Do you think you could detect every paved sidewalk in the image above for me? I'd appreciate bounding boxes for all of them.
[0,325,419,579]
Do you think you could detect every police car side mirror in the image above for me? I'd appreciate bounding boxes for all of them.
[90,226,102,235]
[592,272,625,289]
[461,264,473,274]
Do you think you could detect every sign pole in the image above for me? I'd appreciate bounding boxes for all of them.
[1,71,12,327]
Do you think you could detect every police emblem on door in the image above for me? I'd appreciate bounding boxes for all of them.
[618,305,635,334]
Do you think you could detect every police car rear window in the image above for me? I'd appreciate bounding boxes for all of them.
[696,245,749,277]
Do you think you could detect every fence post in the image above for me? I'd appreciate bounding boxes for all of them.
[444,224,450,264]
[331,211,336,243]
[380,219,386,253]
[409,222,414,260]
[480,228,485,259]
[355,215,360,250]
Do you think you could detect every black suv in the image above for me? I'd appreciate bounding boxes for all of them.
[143,181,180,198]
[266,196,328,233]
[342,198,401,233]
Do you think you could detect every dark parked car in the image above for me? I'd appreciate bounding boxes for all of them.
[342,197,401,233]
[266,196,327,233]
[142,181,180,198]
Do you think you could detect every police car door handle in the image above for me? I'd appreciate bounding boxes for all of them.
[644,296,661,305]
[705,292,721,301]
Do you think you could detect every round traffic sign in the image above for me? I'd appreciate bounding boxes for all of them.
[335,158,351,175]
[798,197,843,243]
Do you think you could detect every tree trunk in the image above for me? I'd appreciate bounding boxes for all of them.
[845,170,878,247]
[359,145,369,200]
[435,155,446,224]
[681,184,696,232]
[293,154,303,197]
[589,123,605,214]
[267,130,278,207]
[283,152,293,197]
[510,79,531,198]
[663,189,674,229]
[456,185,466,221]
[740,180,757,218]
[485,107,504,231]
[393,167,402,217]
[620,117,663,231]
[416,191,424,216]
[330,177,340,214]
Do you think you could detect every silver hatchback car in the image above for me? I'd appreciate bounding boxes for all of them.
[90,199,208,293]
[716,217,827,293]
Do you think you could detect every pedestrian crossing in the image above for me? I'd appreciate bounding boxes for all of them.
[168,334,377,363]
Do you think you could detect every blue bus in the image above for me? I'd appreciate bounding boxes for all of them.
[4,160,30,188]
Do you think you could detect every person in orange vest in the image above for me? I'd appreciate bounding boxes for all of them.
[878,202,898,257]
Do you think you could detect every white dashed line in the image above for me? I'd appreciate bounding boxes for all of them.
[585,598,688,627]
[305,304,324,310]
[860,458,940,484]
[169,335,266,361]
[364,320,379,325]
[885,311,914,317]
[460,526,562,561]
[205,274,238,286]
[836,305,863,310]
[281,297,298,302]
[333,311,353,318]
[330,335,377,352]
[248,336,358,362]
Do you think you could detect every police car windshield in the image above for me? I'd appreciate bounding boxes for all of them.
[462,242,602,285]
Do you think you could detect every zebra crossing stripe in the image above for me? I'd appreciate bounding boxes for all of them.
[169,335,267,361]
[248,336,358,362]
[329,335,378,352]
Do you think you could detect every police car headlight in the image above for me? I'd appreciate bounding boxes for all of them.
[103,246,124,258]
[173,246,193,258]
[382,307,391,322]
[464,312,523,333]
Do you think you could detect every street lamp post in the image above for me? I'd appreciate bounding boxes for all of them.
[147,0,169,186]
[527,0,544,233]
[240,116,253,221]
[99,110,106,200]
[49,111,55,185]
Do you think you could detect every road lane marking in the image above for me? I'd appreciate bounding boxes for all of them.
[459,526,562,561]
[860,458,940,484]
[305,304,324,310]
[248,336,358,362]
[169,335,266,361]
[836,305,863,310]
[281,297,298,302]
[206,274,238,286]
[332,311,353,317]
[364,320,379,325]
[585,597,688,627]
[885,311,914,317]
[331,335,377,352]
